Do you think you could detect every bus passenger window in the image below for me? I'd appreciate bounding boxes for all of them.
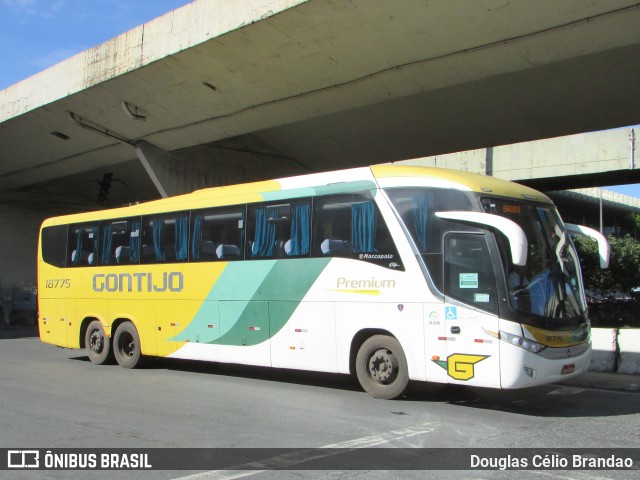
[191,206,244,261]
[141,213,189,263]
[246,201,310,259]
[99,218,141,265]
[312,193,402,269]
[68,223,99,267]
[41,225,68,268]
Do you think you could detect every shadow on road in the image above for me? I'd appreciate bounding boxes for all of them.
[69,351,640,418]
[0,325,38,339]
[408,380,640,418]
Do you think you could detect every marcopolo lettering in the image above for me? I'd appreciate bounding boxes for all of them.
[93,272,184,293]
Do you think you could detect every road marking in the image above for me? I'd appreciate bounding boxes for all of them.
[172,423,437,480]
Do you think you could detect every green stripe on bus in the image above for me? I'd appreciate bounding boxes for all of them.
[173,258,330,345]
[261,180,377,202]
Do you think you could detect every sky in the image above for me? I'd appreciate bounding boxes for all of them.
[0,0,191,89]
[0,0,639,199]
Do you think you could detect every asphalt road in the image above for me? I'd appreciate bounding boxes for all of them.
[1,333,639,479]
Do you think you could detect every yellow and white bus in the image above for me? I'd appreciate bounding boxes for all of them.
[38,165,609,399]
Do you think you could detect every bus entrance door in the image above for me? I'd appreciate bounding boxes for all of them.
[441,233,501,388]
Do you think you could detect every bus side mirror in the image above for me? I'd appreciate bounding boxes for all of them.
[565,224,610,269]
[435,211,528,267]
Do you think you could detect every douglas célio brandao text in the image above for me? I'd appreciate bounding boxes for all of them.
[470,453,634,470]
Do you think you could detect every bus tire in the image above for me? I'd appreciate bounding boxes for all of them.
[113,322,144,369]
[85,320,113,365]
[355,335,409,400]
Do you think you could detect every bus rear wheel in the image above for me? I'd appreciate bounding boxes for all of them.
[85,320,113,365]
[113,322,144,369]
[355,335,409,400]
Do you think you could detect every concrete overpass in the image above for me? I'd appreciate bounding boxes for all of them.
[2,0,640,207]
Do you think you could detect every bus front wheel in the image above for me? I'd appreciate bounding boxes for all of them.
[113,322,144,369]
[85,320,113,365]
[355,335,409,400]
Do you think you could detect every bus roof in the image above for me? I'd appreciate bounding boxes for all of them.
[42,165,551,226]
[371,165,551,202]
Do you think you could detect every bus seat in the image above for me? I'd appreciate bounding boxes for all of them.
[216,244,240,259]
[87,253,95,265]
[321,239,350,255]
[201,241,218,258]
[284,239,291,255]
[115,246,131,263]
[71,249,91,265]
[274,239,286,256]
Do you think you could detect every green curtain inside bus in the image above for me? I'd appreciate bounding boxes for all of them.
[351,201,376,253]
[90,226,99,265]
[191,215,203,260]
[101,224,112,264]
[252,207,275,257]
[130,220,140,263]
[73,229,83,265]
[176,216,189,261]
[153,219,166,261]
[289,204,310,256]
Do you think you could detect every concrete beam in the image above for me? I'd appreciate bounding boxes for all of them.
[134,141,171,198]
[0,0,307,123]
[135,137,310,198]
[395,126,639,189]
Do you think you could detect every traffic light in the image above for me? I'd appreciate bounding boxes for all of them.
[97,173,113,203]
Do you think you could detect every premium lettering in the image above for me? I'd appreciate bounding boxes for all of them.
[336,277,396,289]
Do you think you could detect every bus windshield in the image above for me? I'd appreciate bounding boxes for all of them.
[481,198,586,329]
[385,187,587,330]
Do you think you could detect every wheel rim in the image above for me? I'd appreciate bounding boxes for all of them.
[88,329,103,354]
[118,332,136,358]
[367,347,398,385]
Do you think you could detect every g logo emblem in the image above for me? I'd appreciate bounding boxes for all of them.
[434,353,489,381]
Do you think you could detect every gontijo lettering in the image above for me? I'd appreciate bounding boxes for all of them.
[93,272,183,292]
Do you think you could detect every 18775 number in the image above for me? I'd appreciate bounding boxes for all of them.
[45,278,71,288]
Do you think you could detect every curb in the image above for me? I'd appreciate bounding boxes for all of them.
[590,327,640,374]
[557,371,640,393]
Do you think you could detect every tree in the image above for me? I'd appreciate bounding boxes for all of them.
[573,234,640,327]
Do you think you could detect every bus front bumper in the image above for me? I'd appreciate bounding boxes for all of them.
[500,342,591,389]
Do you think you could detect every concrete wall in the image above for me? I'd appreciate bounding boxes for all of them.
[590,328,640,374]
[0,202,44,324]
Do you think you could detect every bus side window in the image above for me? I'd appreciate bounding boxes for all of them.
[312,193,401,269]
[99,218,141,265]
[312,195,354,258]
[246,200,309,259]
[141,213,189,263]
[41,225,68,268]
[191,206,245,261]
[68,223,99,267]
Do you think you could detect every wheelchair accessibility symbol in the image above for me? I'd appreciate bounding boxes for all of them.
[445,306,457,320]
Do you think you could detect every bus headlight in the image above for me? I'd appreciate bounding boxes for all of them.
[499,331,546,354]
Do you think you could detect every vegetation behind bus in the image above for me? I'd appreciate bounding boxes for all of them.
[574,234,640,328]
